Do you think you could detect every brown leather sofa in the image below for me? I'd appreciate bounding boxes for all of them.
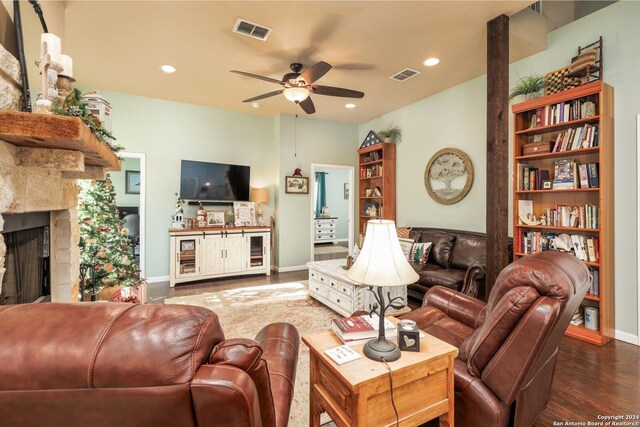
[400,251,590,427]
[0,303,299,427]
[407,227,488,301]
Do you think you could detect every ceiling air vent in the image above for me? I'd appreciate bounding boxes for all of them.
[233,18,273,41]
[390,68,420,82]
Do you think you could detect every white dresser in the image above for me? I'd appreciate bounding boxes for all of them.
[306,259,409,317]
[314,217,338,243]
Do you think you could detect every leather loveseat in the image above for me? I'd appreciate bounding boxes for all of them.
[406,227,488,302]
[400,251,590,427]
[0,303,299,427]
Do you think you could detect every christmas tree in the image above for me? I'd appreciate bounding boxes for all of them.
[78,176,143,298]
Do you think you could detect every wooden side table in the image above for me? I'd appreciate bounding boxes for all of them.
[302,321,458,427]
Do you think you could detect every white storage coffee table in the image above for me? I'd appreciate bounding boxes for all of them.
[306,259,410,317]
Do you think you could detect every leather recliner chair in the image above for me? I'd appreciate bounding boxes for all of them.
[400,251,590,427]
[0,303,300,427]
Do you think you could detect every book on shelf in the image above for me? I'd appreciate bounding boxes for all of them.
[589,267,600,296]
[587,163,599,187]
[331,314,396,343]
[552,159,577,189]
[517,200,533,224]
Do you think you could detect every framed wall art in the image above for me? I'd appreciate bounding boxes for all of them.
[424,148,474,205]
[125,170,141,194]
[206,211,226,227]
[285,176,309,194]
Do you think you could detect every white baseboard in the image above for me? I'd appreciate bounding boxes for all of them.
[615,329,639,346]
[275,265,309,273]
[146,276,170,284]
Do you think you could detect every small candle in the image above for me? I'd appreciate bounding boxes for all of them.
[41,33,61,64]
[60,54,73,78]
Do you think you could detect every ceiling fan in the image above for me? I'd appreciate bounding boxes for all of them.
[230,61,364,114]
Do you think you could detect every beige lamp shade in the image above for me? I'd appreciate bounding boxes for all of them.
[347,220,419,287]
[250,188,270,204]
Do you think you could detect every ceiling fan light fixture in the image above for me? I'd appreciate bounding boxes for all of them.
[283,87,310,103]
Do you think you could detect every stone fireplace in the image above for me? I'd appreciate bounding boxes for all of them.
[0,141,82,302]
[0,40,119,303]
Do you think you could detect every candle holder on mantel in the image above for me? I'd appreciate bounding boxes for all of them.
[34,59,62,114]
[56,54,75,104]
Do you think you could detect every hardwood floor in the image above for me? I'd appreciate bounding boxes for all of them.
[150,273,639,425]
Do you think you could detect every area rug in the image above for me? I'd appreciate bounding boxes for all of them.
[314,244,349,255]
[164,281,336,427]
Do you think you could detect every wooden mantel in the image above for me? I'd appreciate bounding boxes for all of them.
[0,110,121,171]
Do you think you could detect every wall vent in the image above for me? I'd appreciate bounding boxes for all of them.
[389,68,420,82]
[233,18,273,41]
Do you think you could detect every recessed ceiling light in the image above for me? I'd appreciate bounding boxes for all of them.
[251,102,261,108]
[423,58,440,67]
[161,65,176,74]
[345,103,356,109]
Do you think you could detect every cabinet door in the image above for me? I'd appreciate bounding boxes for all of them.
[175,236,200,278]
[224,233,247,273]
[201,234,224,276]
[247,233,267,271]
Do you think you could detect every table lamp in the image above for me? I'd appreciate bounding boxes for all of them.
[250,188,270,226]
[347,220,419,362]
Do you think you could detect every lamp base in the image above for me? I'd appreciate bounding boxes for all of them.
[363,337,401,362]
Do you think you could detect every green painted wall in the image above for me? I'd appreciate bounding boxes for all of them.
[110,157,140,207]
[276,114,357,268]
[105,91,276,278]
[359,1,639,338]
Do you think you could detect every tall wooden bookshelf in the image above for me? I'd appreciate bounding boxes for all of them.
[512,81,614,346]
[358,142,396,235]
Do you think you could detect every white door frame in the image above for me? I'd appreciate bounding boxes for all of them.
[309,163,355,260]
[118,151,146,278]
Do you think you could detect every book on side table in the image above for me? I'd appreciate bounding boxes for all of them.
[331,314,396,345]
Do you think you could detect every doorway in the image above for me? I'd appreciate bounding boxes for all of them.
[109,152,146,277]
[310,164,354,262]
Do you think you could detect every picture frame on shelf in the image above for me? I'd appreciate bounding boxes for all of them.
[285,176,309,194]
[125,170,140,194]
[206,210,225,227]
[543,180,553,189]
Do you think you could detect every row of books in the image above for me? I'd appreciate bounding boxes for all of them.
[552,124,599,152]
[544,204,599,229]
[516,161,599,191]
[552,160,599,190]
[530,98,596,127]
[360,164,383,178]
[360,149,382,163]
[520,231,600,263]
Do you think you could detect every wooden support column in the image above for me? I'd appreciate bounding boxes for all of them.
[486,15,509,294]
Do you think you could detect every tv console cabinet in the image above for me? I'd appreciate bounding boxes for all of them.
[169,226,270,287]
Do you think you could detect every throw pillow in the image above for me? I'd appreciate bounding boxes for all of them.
[396,227,412,239]
[398,238,415,261]
[410,242,432,264]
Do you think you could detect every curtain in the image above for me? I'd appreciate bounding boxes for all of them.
[1,228,44,304]
[315,172,327,217]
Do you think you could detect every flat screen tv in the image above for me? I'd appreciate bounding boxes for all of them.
[180,160,250,202]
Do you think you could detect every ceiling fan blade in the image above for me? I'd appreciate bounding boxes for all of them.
[242,90,283,103]
[298,61,332,85]
[299,96,316,114]
[231,70,284,85]
[312,85,364,98]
